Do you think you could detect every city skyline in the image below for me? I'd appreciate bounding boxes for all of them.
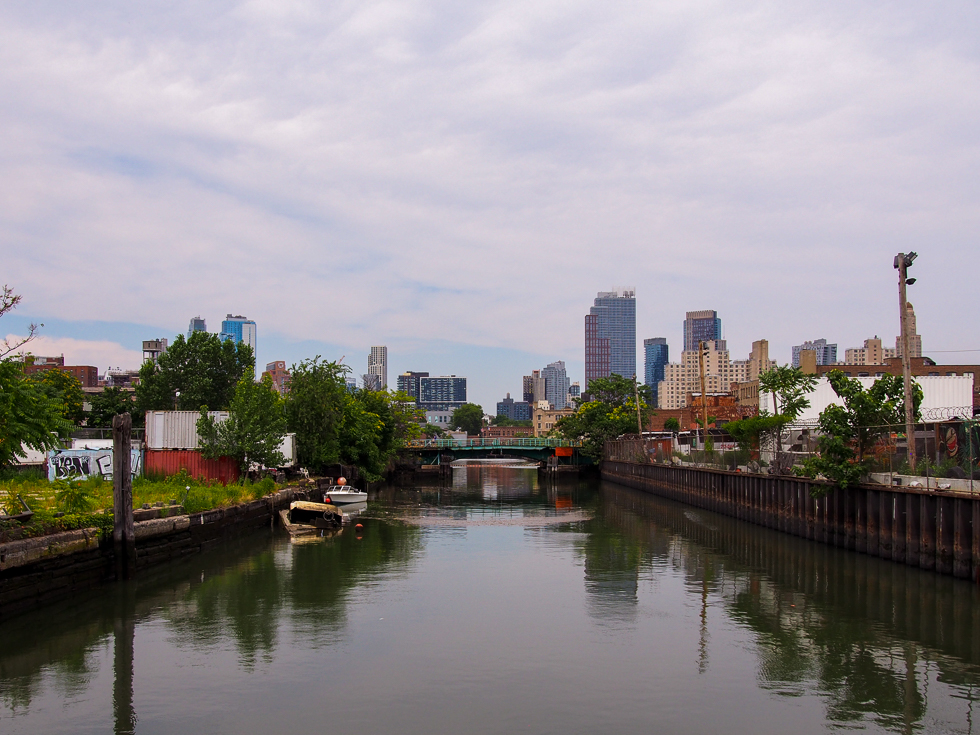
[2,4,976,412]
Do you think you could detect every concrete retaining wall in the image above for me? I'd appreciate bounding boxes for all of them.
[0,487,310,619]
[602,461,980,584]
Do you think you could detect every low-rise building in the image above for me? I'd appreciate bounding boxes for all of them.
[532,406,575,437]
[24,363,100,388]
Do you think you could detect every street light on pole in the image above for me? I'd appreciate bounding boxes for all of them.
[893,251,917,471]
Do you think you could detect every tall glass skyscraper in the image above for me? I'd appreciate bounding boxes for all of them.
[220,314,257,352]
[584,289,636,389]
[683,310,722,352]
[643,338,668,406]
[187,316,207,339]
[541,360,571,410]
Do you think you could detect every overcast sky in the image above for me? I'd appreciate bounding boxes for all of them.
[2,1,978,410]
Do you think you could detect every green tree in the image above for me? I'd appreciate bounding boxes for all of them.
[284,357,348,472]
[87,387,138,428]
[198,375,288,475]
[491,415,532,427]
[663,417,681,433]
[0,360,74,466]
[451,403,484,436]
[798,370,922,492]
[0,287,73,466]
[26,368,84,424]
[723,366,819,472]
[759,366,818,421]
[135,331,254,414]
[554,375,653,461]
[284,358,422,480]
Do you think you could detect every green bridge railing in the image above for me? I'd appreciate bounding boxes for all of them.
[404,438,583,450]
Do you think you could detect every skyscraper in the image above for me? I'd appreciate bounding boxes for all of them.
[683,310,723,352]
[541,360,571,410]
[643,338,668,406]
[584,289,636,389]
[367,346,387,389]
[418,376,467,411]
[791,339,837,368]
[220,314,257,352]
[396,371,428,400]
[187,316,206,339]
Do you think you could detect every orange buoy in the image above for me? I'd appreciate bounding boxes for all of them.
[337,477,347,486]
[355,523,363,531]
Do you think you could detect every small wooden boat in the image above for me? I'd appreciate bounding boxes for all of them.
[279,501,343,536]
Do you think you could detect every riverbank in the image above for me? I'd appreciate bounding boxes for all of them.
[0,484,313,620]
[602,460,980,583]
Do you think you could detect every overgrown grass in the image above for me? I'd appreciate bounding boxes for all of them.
[1,470,280,520]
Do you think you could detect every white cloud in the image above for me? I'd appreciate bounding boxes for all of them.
[1,1,978,407]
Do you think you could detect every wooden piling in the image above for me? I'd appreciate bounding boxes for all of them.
[112,413,136,580]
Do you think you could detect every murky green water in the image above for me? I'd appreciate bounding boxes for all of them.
[2,464,979,734]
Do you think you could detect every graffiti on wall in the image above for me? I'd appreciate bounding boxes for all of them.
[47,449,142,481]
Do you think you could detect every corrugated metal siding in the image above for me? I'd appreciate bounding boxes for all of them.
[145,449,240,484]
[145,411,230,450]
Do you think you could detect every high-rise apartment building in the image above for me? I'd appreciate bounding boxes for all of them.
[584,289,636,389]
[845,337,897,365]
[791,339,837,368]
[496,393,532,421]
[541,360,571,410]
[262,361,291,395]
[643,338,669,407]
[896,302,923,359]
[220,314,257,353]
[187,316,206,339]
[683,310,723,352]
[367,346,387,390]
[418,375,467,411]
[658,339,775,409]
[396,371,429,400]
[522,374,534,404]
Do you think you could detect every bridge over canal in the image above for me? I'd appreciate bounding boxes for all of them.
[402,438,589,467]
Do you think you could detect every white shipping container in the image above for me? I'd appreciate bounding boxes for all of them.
[145,410,230,449]
[760,375,973,423]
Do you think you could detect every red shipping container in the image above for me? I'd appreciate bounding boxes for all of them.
[144,449,240,484]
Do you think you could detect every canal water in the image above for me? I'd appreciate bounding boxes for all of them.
[2,463,979,734]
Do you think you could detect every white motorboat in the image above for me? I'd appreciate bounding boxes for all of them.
[322,485,368,506]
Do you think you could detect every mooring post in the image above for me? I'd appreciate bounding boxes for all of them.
[113,412,136,579]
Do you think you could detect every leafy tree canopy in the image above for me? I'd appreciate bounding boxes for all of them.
[26,368,84,424]
[284,357,423,480]
[554,375,653,461]
[87,387,139,429]
[798,370,922,492]
[491,415,532,427]
[451,403,484,436]
[758,366,818,421]
[135,331,254,414]
[198,375,287,475]
[662,417,681,433]
[0,287,73,466]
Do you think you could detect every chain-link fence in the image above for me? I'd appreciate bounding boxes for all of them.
[606,416,980,492]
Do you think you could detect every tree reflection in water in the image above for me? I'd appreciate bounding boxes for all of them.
[589,482,980,733]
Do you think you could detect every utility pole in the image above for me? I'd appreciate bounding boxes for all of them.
[633,374,643,436]
[894,252,917,472]
[698,341,710,452]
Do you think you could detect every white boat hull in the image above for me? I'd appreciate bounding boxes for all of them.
[323,489,368,506]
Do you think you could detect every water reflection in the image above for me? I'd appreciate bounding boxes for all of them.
[2,474,979,734]
[593,482,980,732]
